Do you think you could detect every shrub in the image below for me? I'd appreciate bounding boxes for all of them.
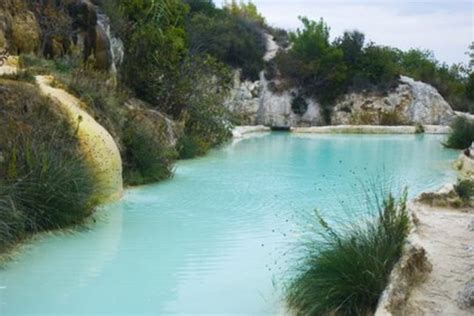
[122,115,177,186]
[291,93,308,115]
[286,189,410,315]
[104,0,188,108]
[444,117,474,149]
[454,179,474,202]
[379,110,405,126]
[186,11,266,81]
[175,55,233,158]
[223,0,266,26]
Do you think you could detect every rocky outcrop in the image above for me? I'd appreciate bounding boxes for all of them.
[125,98,182,147]
[36,75,123,202]
[232,125,270,138]
[455,142,474,178]
[332,76,455,126]
[226,32,455,129]
[227,69,455,129]
[69,0,113,70]
[376,185,474,316]
[225,70,323,128]
[0,0,116,71]
[225,34,323,128]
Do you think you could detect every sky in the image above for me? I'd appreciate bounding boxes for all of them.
[215,0,473,65]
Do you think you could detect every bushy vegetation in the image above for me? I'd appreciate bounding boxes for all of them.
[286,190,410,315]
[18,54,179,186]
[274,18,474,122]
[185,0,266,81]
[444,117,474,149]
[122,110,177,185]
[0,80,98,252]
[104,0,188,108]
[274,18,399,122]
[454,179,474,202]
[101,0,236,160]
[175,54,233,158]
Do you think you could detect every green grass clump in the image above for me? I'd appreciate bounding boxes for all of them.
[454,179,474,202]
[286,190,410,315]
[444,117,474,149]
[0,80,98,252]
[3,135,98,233]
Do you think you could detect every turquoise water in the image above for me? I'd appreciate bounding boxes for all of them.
[0,133,458,315]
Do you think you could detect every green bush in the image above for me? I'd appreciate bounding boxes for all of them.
[274,17,347,122]
[104,0,188,108]
[122,117,177,186]
[176,55,233,159]
[186,10,266,81]
[286,190,410,315]
[454,179,474,202]
[444,117,474,149]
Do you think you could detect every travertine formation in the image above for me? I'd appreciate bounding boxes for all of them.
[376,186,474,316]
[36,75,123,202]
[226,44,455,129]
[332,77,455,126]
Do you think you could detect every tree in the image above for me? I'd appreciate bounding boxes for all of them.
[106,0,189,109]
[223,0,266,25]
[335,30,365,66]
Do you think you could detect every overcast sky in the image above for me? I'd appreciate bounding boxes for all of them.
[215,0,473,65]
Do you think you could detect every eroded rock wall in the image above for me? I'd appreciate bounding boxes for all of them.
[332,76,455,126]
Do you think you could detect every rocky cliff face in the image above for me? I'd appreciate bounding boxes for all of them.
[225,71,323,128]
[226,73,324,129]
[0,0,116,71]
[226,71,454,128]
[225,34,455,128]
[332,76,455,126]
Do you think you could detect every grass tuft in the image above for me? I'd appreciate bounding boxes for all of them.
[286,189,410,315]
[0,80,98,252]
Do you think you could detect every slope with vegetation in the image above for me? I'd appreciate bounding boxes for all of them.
[0,0,271,253]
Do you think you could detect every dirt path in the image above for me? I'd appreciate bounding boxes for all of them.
[36,75,123,202]
[404,203,474,315]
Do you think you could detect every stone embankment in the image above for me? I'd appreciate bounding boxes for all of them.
[291,125,451,134]
[232,125,271,138]
[376,183,474,315]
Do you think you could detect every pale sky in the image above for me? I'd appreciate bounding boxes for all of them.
[215,0,473,65]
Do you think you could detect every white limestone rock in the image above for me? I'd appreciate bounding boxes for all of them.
[332,76,455,126]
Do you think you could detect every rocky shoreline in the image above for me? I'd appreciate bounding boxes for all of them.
[376,152,474,315]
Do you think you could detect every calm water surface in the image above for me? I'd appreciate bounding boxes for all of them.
[0,133,459,315]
